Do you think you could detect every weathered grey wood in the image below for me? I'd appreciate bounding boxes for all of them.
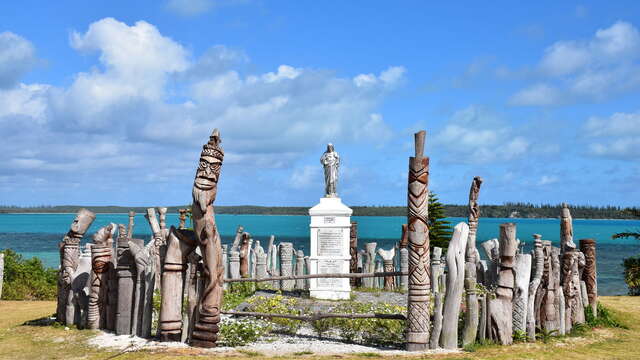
[405,130,431,352]
[560,203,576,254]
[377,248,396,290]
[254,241,267,281]
[558,286,566,335]
[513,254,532,333]
[526,235,544,341]
[580,239,598,317]
[230,226,244,253]
[430,247,442,295]
[350,222,358,287]
[229,251,240,279]
[400,248,409,291]
[224,271,407,282]
[462,176,482,346]
[563,249,586,332]
[304,256,311,290]
[269,238,279,289]
[279,242,294,291]
[222,244,228,290]
[58,208,96,324]
[480,238,499,287]
[184,251,200,343]
[488,223,517,345]
[429,272,445,349]
[88,224,115,330]
[128,238,150,337]
[70,245,92,328]
[223,310,406,321]
[441,222,469,349]
[141,242,156,338]
[116,224,135,335]
[127,211,136,238]
[145,208,164,293]
[363,242,377,288]
[159,227,196,342]
[478,293,487,342]
[375,259,384,288]
[295,249,305,290]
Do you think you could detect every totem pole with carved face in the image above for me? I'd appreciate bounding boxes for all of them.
[190,129,225,348]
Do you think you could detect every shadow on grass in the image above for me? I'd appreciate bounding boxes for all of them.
[22,314,58,327]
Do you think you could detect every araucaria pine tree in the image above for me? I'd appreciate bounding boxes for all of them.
[428,192,452,250]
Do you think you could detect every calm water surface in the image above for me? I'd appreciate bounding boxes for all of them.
[1,213,638,295]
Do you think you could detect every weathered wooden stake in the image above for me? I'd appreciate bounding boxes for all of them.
[488,223,517,345]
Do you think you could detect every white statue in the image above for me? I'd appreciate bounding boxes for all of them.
[320,143,339,197]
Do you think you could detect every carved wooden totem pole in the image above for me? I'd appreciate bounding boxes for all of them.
[526,234,544,341]
[57,208,96,325]
[377,247,396,290]
[88,224,115,330]
[190,128,225,348]
[350,222,358,286]
[116,224,135,335]
[462,176,482,346]
[580,239,598,317]
[489,223,517,345]
[406,130,431,351]
[239,232,250,277]
[178,209,188,230]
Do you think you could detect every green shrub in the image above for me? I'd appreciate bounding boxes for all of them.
[323,301,405,347]
[246,294,302,334]
[622,256,640,296]
[585,303,628,329]
[1,249,57,300]
[219,318,270,347]
[223,281,257,311]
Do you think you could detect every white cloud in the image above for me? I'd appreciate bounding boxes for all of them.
[0,18,405,192]
[353,66,406,88]
[584,111,640,159]
[433,106,530,163]
[0,31,37,89]
[289,165,321,189]
[511,21,640,106]
[538,175,559,186]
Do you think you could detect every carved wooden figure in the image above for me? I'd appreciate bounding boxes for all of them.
[116,224,135,335]
[440,222,469,349]
[462,176,482,346]
[127,211,135,238]
[57,208,96,324]
[190,129,225,348]
[239,232,250,277]
[560,203,576,254]
[128,238,154,338]
[375,259,384,288]
[429,247,444,348]
[526,235,544,341]
[269,241,279,290]
[405,130,431,351]
[580,239,597,317]
[229,251,240,279]
[399,223,408,248]
[376,247,396,290]
[363,242,377,288]
[160,227,197,341]
[350,222,358,287]
[159,207,168,240]
[178,209,188,230]
[488,223,517,345]
[513,253,532,333]
[70,245,92,328]
[230,225,244,253]
[280,242,294,291]
[255,242,268,280]
[146,208,165,292]
[88,224,115,330]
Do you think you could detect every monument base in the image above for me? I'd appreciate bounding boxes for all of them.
[308,197,353,301]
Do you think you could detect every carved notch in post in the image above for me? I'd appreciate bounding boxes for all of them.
[190,129,225,348]
[406,130,431,351]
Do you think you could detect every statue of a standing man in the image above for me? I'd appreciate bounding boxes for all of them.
[320,143,339,197]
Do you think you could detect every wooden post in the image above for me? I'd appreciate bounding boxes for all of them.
[441,222,469,349]
[189,129,225,348]
[159,227,196,341]
[350,222,358,287]
[377,248,396,290]
[462,176,482,346]
[178,209,188,230]
[406,130,431,351]
[489,223,517,345]
[88,224,115,330]
[526,234,544,341]
[279,243,294,291]
[580,239,598,317]
[116,224,135,335]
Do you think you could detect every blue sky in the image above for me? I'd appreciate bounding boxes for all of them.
[0,1,639,207]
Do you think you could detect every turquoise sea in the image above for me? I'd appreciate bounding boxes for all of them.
[1,213,639,295]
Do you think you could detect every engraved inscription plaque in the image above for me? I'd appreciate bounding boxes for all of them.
[317,259,342,288]
[318,228,343,256]
[324,216,336,224]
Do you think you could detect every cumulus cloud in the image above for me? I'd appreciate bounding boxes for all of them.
[433,105,530,163]
[510,21,640,106]
[583,111,640,159]
[0,31,37,89]
[0,18,405,197]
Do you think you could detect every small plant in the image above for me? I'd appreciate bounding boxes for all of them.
[311,318,332,338]
[585,303,628,329]
[536,327,558,343]
[512,329,527,342]
[219,318,270,347]
[246,294,302,334]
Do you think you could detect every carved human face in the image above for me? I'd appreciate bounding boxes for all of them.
[70,209,95,235]
[195,154,222,190]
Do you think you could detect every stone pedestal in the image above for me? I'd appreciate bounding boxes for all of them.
[309,197,353,300]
